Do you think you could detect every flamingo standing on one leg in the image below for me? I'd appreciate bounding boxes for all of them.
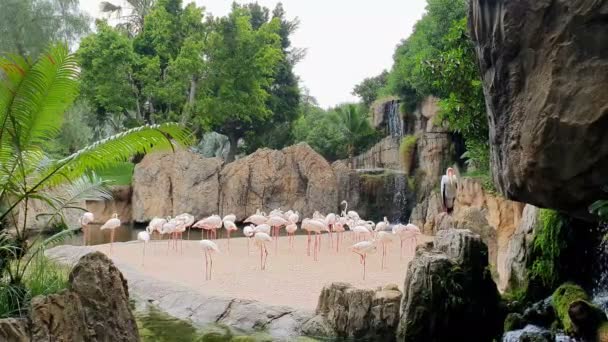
[79,212,94,246]
[351,240,377,280]
[100,213,121,255]
[377,231,395,270]
[254,232,272,270]
[200,240,219,280]
[223,220,237,251]
[193,215,222,240]
[137,231,150,267]
[325,213,336,249]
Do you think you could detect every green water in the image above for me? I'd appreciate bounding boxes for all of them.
[135,306,319,342]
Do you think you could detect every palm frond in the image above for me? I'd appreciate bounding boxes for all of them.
[100,1,122,14]
[9,44,79,149]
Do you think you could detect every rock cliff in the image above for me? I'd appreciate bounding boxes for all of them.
[469,0,608,212]
[219,143,338,221]
[132,150,223,222]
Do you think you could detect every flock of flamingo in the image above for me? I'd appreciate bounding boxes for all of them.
[79,200,422,281]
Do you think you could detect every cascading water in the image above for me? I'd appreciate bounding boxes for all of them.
[385,100,404,137]
[592,222,608,315]
[388,172,409,223]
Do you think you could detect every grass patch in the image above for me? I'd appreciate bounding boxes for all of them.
[399,135,418,173]
[95,162,135,186]
[0,255,70,318]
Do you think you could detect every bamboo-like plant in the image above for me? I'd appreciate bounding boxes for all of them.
[0,44,191,317]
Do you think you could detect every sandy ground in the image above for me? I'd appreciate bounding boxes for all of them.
[92,232,432,311]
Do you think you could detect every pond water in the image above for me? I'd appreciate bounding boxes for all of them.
[136,305,323,342]
[62,223,310,246]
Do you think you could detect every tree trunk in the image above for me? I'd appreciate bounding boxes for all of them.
[181,77,197,125]
[227,133,239,163]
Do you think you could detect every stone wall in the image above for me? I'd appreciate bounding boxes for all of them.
[352,136,402,171]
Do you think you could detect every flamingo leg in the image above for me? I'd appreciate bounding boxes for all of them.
[204,250,208,281]
[307,232,311,256]
[264,245,269,270]
[227,231,231,252]
[260,245,263,270]
[247,237,250,254]
[209,253,213,280]
[363,255,367,280]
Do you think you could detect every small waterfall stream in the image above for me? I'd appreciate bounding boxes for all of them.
[385,100,404,137]
[592,222,608,315]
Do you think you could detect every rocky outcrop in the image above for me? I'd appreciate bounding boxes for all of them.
[0,251,139,341]
[0,318,29,342]
[132,150,223,222]
[503,205,540,293]
[371,96,400,130]
[220,143,338,221]
[46,245,313,341]
[414,177,525,290]
[86,185,132,224]
[352,137,402,171]
[332,161,361,213]
[398,229,502,341]
[469,0,608,213]
[302,283,401,341]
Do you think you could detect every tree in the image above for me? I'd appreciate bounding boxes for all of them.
[100,0,156,35]
[77,21,138,130]
[292,101,348,161]
[329,104,377,166]
[353,70,389,108]
[0,44,190,315]
[0,0,90,58]
[198,6,282,162]
[420,17,489,171]
[241,3,302,153]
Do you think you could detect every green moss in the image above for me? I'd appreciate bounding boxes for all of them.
[552,283,590,334]
[597,321,608,341]
[529,209,565,290]
[399,135,418,173]
[504,313,525,332]
[407,176,415,191]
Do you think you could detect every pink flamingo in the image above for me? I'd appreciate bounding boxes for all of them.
[377,231,395,269]
[285,223,298,248]
[200,240,219,280]
[175,213,194,241]
[267,215,288,252]
[244,210,267,226]
[254,232,271,270]
[193,215,222,239]
[351,240,377,280]
[79,212,94,246]
[333,218,347,252]
[302,218,324,261]
[324,213,336,248]
[100,213,120,255]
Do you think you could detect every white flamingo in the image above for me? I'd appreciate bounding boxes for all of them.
[351,240,377,280]
[302,218,324,261]
[375,217,389,233]
[288,211,299,224]
[254,223,271,235]
[325,213,337,248]
[243,225,255,253]
[147,217,167,241]
[137,231,150,267]
[161,219,177,254]
[222,214,236,223]
[100,213,120,255]
[245,212,267,226]
[267,215,288,252]
[341,200,360,220]
[175,213,194,240]
[79,212,94,246]
[200,240,219,280]
[254,232,272,270]
[223,220,237,250]
[193,215,222,239]
[441,167,458,214]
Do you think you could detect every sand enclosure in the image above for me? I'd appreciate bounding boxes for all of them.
[93,232,432,310]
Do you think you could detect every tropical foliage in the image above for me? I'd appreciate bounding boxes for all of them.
[0,44,190,317]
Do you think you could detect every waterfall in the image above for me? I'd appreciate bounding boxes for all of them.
[385,100,404,137]
[388,172,409,223]
[592,222,608,315]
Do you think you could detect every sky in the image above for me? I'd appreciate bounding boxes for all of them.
[78,0,428,109]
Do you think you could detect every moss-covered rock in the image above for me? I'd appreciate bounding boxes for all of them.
[504,313,525,331]
[552,283,607,338]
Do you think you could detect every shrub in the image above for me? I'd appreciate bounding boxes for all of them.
[529,209,565,290]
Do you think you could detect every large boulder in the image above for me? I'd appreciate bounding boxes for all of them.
[7,251,139,341]
[303,282,401,341]
[219,143,338,221]
[398,229,502,341]
[503,205,540,293]
[469,0,608,212]
[132,150,223,222]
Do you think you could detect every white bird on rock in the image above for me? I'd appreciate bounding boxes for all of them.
[441,167,458,214]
